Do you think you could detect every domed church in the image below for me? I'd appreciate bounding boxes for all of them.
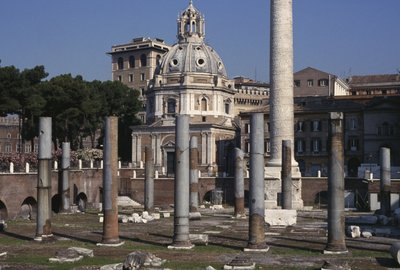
[131,1,238,176]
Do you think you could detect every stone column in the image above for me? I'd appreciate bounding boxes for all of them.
[131,134,137,166]
[101,116,122,245]
[234,148,245,217]
[281,140,292,209]
[380,147,391,216]
[324,112,347,254]
[35,117,52,241]
[169,115,194,249]
[190,136,200,218]
[145,146,154,212]
[61,142,70,212]
[246,113,268,251]
[268,0,297,172]
[201,132,207,165]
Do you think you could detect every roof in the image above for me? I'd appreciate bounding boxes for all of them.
[347,74,400,85]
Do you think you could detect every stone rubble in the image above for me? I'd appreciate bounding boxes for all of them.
[346,225,361,238]
[48,247,94,263]
[100,251,166,270]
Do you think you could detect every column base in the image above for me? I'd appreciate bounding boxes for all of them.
[34,234,54,242]
[243,246,270,253]
[96,241,125,247]
[323,248,348,255]
[167,243,195,250]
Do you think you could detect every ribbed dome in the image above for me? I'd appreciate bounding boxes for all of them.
[156,42,227,77]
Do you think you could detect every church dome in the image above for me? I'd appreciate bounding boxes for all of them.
[155,1,227,78]
[156,42,227,77]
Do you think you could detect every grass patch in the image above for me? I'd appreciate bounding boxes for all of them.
[0,235,26,246]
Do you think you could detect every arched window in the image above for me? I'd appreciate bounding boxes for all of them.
[140,54,147,67]
[224,99,232,114]
[201,97,207,111]
[192,21,196,32]
[117,57,124,70]
[167,99,176,114]
[129,56,135,68]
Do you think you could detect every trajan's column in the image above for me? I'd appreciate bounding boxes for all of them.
[268,0,302,208]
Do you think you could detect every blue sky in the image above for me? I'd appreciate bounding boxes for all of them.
[1,0,399,82]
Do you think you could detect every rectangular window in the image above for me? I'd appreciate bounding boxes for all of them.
[312,120,321,132]
[307,79,314,87]
[318,79,328,87]
[140,73,145,81]
[117,75,122,81]
[34,144,38,153]
[296,139,304,153]
[294,80,301,87]
[312,139,321,153]
[129,74,133,82]
[16,143,21,153]
[25,144,31,153]
[349,137,359,151]
[5,144,12,153]
[297,121,304,132]
[244,123,250,134]
[350,118,357,130]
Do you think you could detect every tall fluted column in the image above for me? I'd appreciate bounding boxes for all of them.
[269,0,296,169]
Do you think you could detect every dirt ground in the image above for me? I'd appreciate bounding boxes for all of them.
[0,208,400,269]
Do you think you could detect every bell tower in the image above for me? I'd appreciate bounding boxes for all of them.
[177,0,205,42]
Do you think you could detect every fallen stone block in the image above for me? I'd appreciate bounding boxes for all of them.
[123,251,166,269]
[49,249,83,263]
[224,255,255,270]
[265,209,297,226]
[160,211,171,218]
[346,225,361,238]
[118,215,129,223]
[0,252,7,258]
[68,247,94,257]
[361,231,373,238]
[151,213,161,220]
[189,234,209,245]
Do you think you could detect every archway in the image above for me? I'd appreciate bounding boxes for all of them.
[52,194,61,214]
[19,197,37,219]
[75,193,88,212]
[0,200,8,220]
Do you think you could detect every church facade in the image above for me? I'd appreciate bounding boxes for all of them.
[129,2,239,177]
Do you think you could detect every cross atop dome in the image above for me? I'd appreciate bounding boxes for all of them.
[177,0,205,42]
